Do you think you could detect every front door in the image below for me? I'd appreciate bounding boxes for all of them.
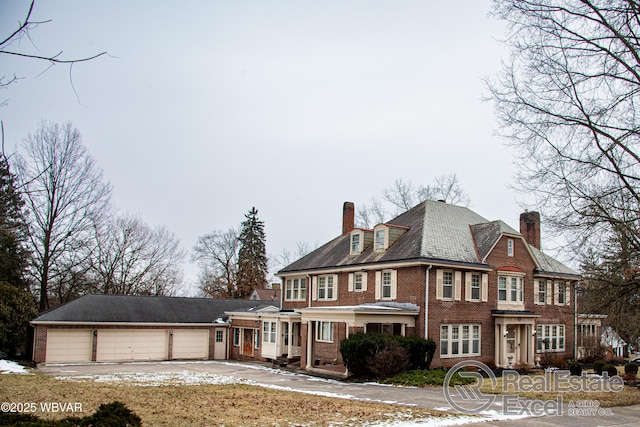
[242,329,254,356]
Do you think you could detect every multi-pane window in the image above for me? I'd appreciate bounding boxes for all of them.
[216,330,224,343]
[558,282,566,305]
[285,278,307,301]
[498,276,523,303]
[354,273,363,291]
[351,233,361,254]
[382,271,392,298]
[317,276,334,300]
[538,279,547,304]
[316,321,333,342]
[507,239,514,256]
[262,321,276,344]
[471,273,480,301]
[443,271,454,299]
[536,324,565,352]
[440,324,481,357]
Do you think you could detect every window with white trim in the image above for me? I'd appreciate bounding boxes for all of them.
[440,324,481,357]
[317,275,334,300]
[507,239,514,256]
[233,328,240,346]
[354,273,363,291]
[216,330,224,343]
[536,324,565,352]
[470,273,480,301]
[316,321,333,342]
[351,233,361,254]
[382,271,392,298]
[262,321,276,344]
[285,277,307,301]
[498,276,523,303]
[442,271,454,299]
[375,229,385,250]
[538,279,547,304]
[557,282,566,305]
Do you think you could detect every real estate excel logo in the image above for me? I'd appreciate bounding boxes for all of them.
[443,361,498,414]
[443,360,622,417]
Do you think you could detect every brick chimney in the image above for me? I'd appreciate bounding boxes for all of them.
[520,211,541,250]
[342,202,355,235]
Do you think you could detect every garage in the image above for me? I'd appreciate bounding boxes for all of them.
[172,329,209,360]
[31,294,275,364]
[45,329,92,363]
[96,329,168,362]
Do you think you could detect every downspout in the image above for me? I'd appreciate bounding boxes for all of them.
[574,281,578,360]
[425,265,432,339]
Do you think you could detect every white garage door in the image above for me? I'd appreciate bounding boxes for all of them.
[46,329,92,363]
[96,329,168,362]
[172,329,209,360]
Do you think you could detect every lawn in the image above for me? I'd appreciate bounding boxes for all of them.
[0,372,451,427]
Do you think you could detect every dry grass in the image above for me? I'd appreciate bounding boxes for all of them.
[0,372,451,426]
[478,371,640,408]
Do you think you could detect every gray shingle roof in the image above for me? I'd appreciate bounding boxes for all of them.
[32,295,277,324]
[278,200,578,277]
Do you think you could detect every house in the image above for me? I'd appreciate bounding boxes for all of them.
[31,295,276,364]
[248,287,282,302]
[227,201,580,375]
[601,326,627,359]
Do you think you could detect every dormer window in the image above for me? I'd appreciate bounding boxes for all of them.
[374,228,386,251]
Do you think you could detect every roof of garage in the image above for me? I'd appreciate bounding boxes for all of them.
[32,295,277,324]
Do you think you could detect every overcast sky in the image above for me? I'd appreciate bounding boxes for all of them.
[1,1,538,293]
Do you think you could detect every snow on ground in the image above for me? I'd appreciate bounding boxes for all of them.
[53,367,533,426]
[0,360,30,374]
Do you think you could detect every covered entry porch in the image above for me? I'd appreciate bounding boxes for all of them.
[492,310,540,368]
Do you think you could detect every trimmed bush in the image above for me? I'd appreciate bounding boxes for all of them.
[624,362,638,375]
[593,360,607,375]
[602,364,618,377]
[340,333,437,379]
[567,359,582,376]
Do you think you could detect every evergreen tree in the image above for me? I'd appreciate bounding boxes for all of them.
[0,156,30,290]
[236,207,268,298]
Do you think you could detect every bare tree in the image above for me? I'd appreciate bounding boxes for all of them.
[91,214,185,296]
[356,175,470,226]
[16,121,111,310]
[487,0,640,343]
[1,0,107,105]
[192,228,239,298]
[487,0,640,254]
[274,240,315,269]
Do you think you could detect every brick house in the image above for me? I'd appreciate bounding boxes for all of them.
[227,200,579,376]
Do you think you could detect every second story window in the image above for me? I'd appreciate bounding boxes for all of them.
[498,276,523,303]
[354,273,363,291]
[317,275,334,300]
[538,279,547,304]
[443,271,454,299]
[382,271,392,298]
[285,278,307,301]
[471,273,480,301]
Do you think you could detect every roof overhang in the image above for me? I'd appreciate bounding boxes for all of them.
[534,270,581,280]
[30,321,229,327]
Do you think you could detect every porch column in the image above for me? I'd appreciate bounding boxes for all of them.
[494,324,501,367]
[500,324,507,368]
[306,321,313,369]
[529,324,535,365]
[287,319,293,358]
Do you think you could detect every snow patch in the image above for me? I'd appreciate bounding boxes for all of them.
[0,360,30,374]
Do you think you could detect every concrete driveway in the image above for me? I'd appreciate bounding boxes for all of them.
[39,360,640,426]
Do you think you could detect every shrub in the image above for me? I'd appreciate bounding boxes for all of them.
[567,359,582,376]
[593,360,607,375]
[368,341,409,379]
[624,362,638,375]
[602,364,618,377]
[340,333,437,379]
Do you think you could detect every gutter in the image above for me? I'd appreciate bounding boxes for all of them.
[425,265,432,340]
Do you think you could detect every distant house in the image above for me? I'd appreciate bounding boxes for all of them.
[602,326,627,359]
[31,295,276,364]
[248,287,281,302]
[576,313,607,360]
[227,201,580,376]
